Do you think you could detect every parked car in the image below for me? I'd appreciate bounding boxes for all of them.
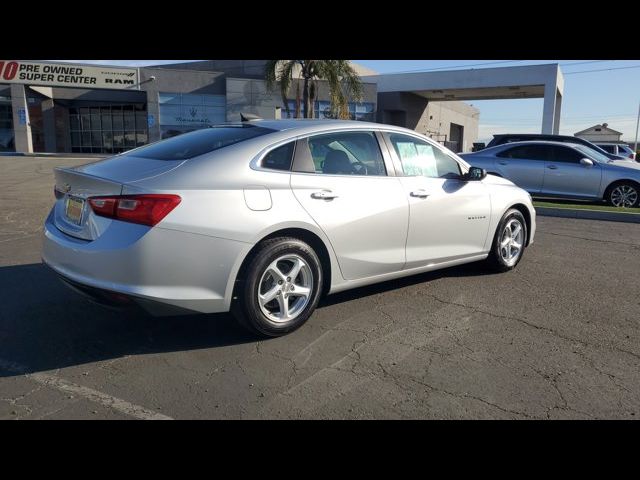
[594,142,636,161]
[460,140,640,207]
[42,120,535,337]
[484,133,629,161]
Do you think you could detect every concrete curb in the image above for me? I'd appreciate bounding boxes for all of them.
[536,206,640,224]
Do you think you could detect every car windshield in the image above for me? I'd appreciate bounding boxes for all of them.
[120,125,276,160]
[573,144,611,163]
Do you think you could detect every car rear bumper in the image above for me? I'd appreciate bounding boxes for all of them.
[42,209,249,315]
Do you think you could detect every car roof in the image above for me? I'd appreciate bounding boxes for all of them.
[489,140,586,148]
[493,133,577,139]
[231,118,416,135]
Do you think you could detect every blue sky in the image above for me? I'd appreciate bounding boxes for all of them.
[54,60,640,142]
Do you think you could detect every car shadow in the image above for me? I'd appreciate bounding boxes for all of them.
[0,260,494,377]
[319,260,493,307]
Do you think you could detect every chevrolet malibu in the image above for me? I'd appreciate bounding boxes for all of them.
[42,120,535,337]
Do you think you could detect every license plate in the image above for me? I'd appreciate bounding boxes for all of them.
[65,196,84,225]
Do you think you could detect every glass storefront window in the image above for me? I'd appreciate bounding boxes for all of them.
[285,100,375,120]
[124,112,135,131]
[136,131,148,146]
[1,104,15,152]
[159,92,226,138]
[69,103,147,154]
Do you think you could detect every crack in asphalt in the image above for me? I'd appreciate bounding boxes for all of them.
[408,376,534,419]
[423,293,640,363]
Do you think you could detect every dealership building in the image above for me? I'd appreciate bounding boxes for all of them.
[0,60,565,155]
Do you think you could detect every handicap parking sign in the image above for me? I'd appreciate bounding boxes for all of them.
[18,108,27,125]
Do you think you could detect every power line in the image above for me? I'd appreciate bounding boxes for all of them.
[385,60,527,74]
[482,113,638,122]
[383,60,613,75]
[558,60,610,67]
[564,65,640,75]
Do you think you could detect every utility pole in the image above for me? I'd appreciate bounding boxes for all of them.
[634,100,640,154]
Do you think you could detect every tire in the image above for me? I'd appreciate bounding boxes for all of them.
[486,208,527,272]
[606,181,640,208]
[232,237,323,337]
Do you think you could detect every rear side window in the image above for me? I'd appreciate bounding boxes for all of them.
[122,125,275,160]
[497,145,552,160]
[261,142,295,171]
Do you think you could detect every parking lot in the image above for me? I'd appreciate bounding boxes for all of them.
[1,155,639,419]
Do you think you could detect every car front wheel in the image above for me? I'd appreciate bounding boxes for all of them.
[487,208,527,272]
[607,182,639,208]
[232,237,323,337]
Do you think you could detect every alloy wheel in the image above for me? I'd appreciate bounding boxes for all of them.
[257,254,313,322]
[500,218,524,267]
[610,185,638,208]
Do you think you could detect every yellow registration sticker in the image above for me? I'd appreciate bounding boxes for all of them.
[65,196,84,225]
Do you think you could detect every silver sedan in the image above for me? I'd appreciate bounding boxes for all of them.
[460,140,640,207]
[42,120,535,337]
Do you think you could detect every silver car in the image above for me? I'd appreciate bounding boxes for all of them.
[460,140,640,208]
[42,120,535,337]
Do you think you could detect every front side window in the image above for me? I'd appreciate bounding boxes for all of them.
[572,144,610,163]
[389,133,461,178]
[552,146,587,163]
[306,131,386,176]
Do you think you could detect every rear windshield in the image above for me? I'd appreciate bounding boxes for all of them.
[121,125,276,160]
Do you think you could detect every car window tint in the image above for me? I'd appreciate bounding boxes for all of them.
[121,125,275,160]
[306,131,386,176]
[261,142,295,171]
[389,133,461,178]
[552,146,584,163]
[496,145,551,160]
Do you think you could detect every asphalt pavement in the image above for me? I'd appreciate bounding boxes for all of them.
[1,156,639,419]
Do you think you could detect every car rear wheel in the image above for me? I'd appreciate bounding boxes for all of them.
[232,237,323,337]
[607,182,639,208]
[486,209,527,272]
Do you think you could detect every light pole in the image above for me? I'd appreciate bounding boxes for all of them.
[634,100,640,155]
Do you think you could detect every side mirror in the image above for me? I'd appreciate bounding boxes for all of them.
[580,158,594,167]
[464,166,487,181]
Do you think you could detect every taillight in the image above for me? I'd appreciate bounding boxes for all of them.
[88,194,181,227]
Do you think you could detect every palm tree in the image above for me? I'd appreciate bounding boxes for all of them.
[265,60,364,120]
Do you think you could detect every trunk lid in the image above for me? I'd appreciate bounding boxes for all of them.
[52,156,185,240]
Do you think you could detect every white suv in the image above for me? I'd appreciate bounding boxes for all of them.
[595,143,637,161]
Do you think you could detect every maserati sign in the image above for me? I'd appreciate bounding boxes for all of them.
[0,60,138,90]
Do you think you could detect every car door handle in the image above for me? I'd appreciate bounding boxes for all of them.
[498,161,508,165]
[311,190,338,200]
[410,190,430,198]
[547,165,558,170]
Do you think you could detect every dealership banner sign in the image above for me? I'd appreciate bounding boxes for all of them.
[0,60,138,90]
